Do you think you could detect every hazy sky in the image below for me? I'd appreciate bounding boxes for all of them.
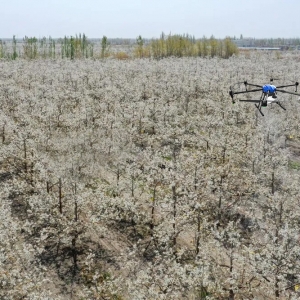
[1,0,299,39]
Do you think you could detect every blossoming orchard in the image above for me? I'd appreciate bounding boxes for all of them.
[1,41,300,299]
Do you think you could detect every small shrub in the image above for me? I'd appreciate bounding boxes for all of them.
[113,51,130,60]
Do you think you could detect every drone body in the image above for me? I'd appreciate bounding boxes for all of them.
[229,80,300,116]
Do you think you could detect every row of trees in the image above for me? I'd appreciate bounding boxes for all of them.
[0,34,95,60]
[0,33,238,60]
[1,51,300,299]
[135,33,239,59]
[232,35,300,47]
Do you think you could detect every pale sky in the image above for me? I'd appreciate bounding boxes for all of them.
[1,0,299,39]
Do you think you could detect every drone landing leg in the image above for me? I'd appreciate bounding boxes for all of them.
[255,104,264,116]
[277,101,286,110]
[255,94,265,116]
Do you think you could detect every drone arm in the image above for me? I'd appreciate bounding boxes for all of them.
[276,84,297,88]
[231,88,262,96]
[276,82,299,92]
[239,100,261,103]
[234,87,261,94]
[229,88,262,101]
[276,89,300,96]
[244,82,262,88]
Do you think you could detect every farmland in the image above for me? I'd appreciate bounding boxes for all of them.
[1,50,300,299]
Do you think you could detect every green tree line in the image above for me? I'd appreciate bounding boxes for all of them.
[0,34,94,60]
[0,33,238,60]
[135,33,239,59]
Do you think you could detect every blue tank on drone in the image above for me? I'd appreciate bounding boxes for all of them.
[262,84,276,93]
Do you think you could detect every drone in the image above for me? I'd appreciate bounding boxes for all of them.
[229,79,300,116]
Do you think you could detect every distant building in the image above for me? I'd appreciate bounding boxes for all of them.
[238,47,281,51]
[232,38,300,51]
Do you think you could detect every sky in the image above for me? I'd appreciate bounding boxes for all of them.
[1,0,300,39]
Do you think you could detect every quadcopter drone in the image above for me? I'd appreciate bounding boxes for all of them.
[229,79,300,116]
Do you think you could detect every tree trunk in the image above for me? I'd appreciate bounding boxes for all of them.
[59,178,63,214]
[172,185,177,256]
